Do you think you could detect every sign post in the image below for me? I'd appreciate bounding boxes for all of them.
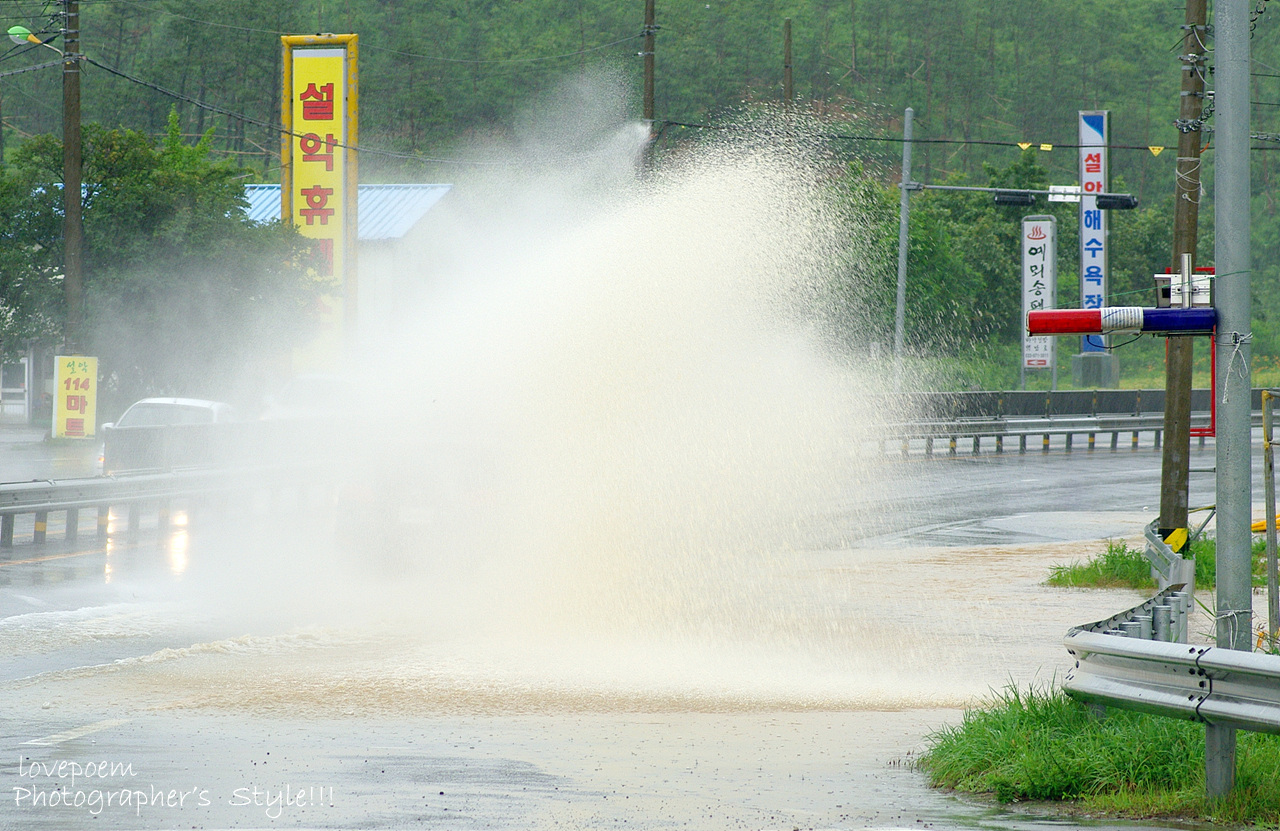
[1021,215,1057,389]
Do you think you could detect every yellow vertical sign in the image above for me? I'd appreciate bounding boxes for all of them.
[290,50,346,283]
[282,34,358,357]
[53,355,97,438]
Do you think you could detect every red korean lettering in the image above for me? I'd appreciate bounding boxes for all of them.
[313,238,334,276]
[300,83,335,120]
[65,417,84,437]
[1084,152,1102,174]
[299,186,335,225]
[300,133,338,172]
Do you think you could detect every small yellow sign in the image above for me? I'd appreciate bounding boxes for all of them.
[53,355,97,439]
[1149,146,1165,156]
[1039,143,1053,151]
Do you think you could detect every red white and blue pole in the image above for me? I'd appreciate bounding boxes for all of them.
[1027,307,1216,337]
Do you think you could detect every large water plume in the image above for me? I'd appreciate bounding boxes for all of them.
[120,74,951,713]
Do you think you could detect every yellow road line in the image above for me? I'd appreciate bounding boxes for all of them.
[22,719,130,746]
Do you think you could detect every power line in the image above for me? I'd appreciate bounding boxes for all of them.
[82,56,515,166]
[108,0,643,66]
[658,120,1180,152]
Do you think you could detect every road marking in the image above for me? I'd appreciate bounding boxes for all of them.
[22,718,130,746]
[0,548,105,568]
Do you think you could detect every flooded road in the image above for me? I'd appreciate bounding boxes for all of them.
[0,441,1226,831]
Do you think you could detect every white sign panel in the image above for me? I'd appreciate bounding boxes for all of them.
[1079,111,1108,351]
[1022,216,1057,369]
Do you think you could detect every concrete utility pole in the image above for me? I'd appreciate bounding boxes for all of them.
[1159,0,1208,551]
[62,0,83,354]
[1208,0,1252,798]
[893,106,914,388]
[642,0,655,128]
[783,19,793,112]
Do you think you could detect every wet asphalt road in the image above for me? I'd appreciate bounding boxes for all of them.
[0,436,1249,831]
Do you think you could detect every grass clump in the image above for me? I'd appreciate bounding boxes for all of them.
[1046,536,1269,591]
[1046,541,1155,589]
[920,685,1280,823]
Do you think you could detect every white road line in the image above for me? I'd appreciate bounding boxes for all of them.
[22,718,130,746]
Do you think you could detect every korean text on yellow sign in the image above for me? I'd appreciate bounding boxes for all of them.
[290,49,347,281]
[53,355,97,439]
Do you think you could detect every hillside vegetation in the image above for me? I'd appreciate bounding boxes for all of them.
[1,0,1279,387]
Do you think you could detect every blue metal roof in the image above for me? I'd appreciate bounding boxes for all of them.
[243,183,451,240]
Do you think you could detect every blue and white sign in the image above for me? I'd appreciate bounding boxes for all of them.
[1079,111,1108,352]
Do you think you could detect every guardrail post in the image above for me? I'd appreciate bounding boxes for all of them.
[1088,432,1096,452]
[1154,429,1162,449]
[925,437,933,456]
[127,503,140,542]
[33,511,47,544]
[949,437,957,456]
[901,439,910,458]
[1019,435,1027,454]
[1065,433,1073,452]
[996,435,1004,454]
[1111,431,1119,450]
[96,505,109,538]
[65,507,78,541]
[158,499,170,532]
[1042,434,1050,453]
[0,514,12,549]
[972,436,980,455]
[1132,430,1140,450]
[1154,605,1172,640]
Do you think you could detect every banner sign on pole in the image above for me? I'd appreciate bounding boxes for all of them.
[1022,216,1057,370]
[281,34,359,346]
[53,355,97,439]
[1079,110,1109,352]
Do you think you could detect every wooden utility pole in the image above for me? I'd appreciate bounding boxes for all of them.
[62,0,83,353]
[783,19,793,112]
[1159,0,1208,551]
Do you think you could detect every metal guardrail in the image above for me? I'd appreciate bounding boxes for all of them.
[1143,518,1197,589]
[878,387,1274,457]
[0,467,298,548]
[1064,586,1280,735]
[883,411,1264,457]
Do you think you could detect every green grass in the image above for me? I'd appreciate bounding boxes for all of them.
[920,685,1280,823]
[1047,536,1270,591]
[1046,541,1156,589]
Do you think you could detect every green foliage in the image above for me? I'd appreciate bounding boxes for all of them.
[1186,535,1272,590]
[921,685,1280,823]
[1046,541,1155,590]
[1044,536,1270,592]
[0,115,325,412]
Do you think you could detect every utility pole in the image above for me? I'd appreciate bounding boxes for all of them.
[783,19,793,112]
[642,0,655,130]
[1208,0,1252,798]
[62,0,83,354]
[893,106,914,388]
[1159,0,1207,553]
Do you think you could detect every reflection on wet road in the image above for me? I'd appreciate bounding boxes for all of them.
[0,441,1231,830]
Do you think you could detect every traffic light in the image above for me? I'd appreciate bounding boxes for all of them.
[1095,192,1139,210]
[993,190,1036,206]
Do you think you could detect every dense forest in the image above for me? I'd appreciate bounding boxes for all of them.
[1,0,1279,387]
